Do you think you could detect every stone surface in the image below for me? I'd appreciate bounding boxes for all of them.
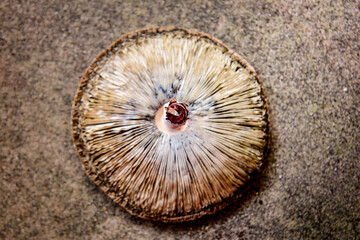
[0,0,359,239]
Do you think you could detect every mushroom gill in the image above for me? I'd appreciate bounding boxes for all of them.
[72,27,269,222]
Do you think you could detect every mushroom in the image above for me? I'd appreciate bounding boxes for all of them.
[72,27,269,222]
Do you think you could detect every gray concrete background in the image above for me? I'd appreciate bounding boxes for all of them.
[1,1,359,239]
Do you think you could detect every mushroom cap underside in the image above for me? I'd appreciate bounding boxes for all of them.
[72,27,269,222]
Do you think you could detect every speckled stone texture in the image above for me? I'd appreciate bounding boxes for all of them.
[0,1,359,239]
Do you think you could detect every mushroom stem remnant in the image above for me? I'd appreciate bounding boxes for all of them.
[165,98,189,128]
[155,98,189,133]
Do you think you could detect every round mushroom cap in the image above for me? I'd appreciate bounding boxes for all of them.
[72,27,269,222]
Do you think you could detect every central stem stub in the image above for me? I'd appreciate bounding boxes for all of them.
[165,98,189,128]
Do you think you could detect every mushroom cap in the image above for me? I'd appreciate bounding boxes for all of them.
[72,27,269,222]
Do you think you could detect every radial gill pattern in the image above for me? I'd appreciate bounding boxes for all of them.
[72,27,269,222]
